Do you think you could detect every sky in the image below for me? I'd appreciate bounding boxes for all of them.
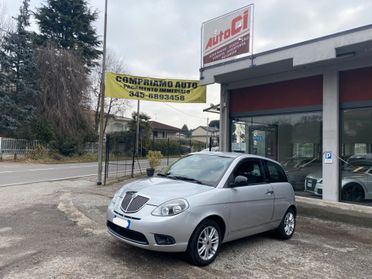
[2,0,372,129]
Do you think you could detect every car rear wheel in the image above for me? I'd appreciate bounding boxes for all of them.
[276,208,296,239]
[186,219,221,266]
[341,183,365,202]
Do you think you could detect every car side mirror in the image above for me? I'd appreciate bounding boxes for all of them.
[232,175,248,187]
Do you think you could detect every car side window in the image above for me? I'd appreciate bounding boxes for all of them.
[233,159,265,186]
[266,161,288,183]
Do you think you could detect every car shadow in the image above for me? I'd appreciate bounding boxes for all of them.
[105,239,186,265]
[104,230,280,267]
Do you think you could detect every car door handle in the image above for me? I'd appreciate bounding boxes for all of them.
[266,190,274,195]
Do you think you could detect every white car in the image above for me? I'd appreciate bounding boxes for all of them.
[305,165,372,202]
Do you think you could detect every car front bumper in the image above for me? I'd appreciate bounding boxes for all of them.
[304,177,323,196]
[106,201,195,252]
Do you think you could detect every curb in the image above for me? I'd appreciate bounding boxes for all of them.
[296,196,372,228]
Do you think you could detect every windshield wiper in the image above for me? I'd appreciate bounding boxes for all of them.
[157,173,204,185]
[170,175,203,184]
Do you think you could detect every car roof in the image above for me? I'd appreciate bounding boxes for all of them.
[192,151,281,164]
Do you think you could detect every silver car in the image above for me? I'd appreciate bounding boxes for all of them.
[305,165,372,201]
[107,152,296,266]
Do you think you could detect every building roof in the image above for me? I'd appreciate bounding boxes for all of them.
[149,121,180,132]
[200,24,372,85]
[193,126,219,133]
[107,114,131,122]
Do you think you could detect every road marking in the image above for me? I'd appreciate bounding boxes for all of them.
[0,227,12,233]
[0,171,143,188]
[0,174,97,188]
[27,168,56,172]
[0,165,96,173]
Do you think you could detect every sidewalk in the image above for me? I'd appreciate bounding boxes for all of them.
[296,196,372,228]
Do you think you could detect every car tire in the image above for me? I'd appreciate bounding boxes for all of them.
[341,183,365,202]
[276,208,296,240]
[186,219,222,266]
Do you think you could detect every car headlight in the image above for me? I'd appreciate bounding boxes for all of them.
[317,178,323,184]
[152,199,189,216]
[110,189,124,206]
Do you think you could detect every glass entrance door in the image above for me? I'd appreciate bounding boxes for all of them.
[249,125,278,160]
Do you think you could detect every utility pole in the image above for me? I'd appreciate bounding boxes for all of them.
[206,117,209,149]
[97,0,108,185]
[131,100,140,177]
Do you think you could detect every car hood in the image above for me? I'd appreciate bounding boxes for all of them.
[306,170,322,180]
[306,170,368,181]
[119,177,213,206]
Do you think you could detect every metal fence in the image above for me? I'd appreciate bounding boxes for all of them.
[83,142,99,153]
[0,137,39,155]
[102,134,211,184]
[0,137,99,156]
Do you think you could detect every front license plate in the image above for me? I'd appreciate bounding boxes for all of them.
[113,217,131,229]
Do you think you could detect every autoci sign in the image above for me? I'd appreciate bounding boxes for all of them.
[201,4,253,67]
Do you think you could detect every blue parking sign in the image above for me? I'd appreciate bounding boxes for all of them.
[324,151,333,163]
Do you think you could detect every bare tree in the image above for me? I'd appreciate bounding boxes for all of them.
[91,49,131,134]
[36,43,93,143]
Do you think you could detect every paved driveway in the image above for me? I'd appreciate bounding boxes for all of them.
[0,178,371,278]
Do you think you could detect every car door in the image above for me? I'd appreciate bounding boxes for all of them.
[264,160,292,222]
[227,158,274,239]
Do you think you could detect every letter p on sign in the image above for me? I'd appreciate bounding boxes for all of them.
[324,151,333,164]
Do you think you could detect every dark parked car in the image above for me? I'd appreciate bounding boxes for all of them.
[282,157,321,191]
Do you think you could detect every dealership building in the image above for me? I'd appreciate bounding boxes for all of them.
[200,24,372,206]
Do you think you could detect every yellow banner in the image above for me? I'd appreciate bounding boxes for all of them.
[105,72,206,103]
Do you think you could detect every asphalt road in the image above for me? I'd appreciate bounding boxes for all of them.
[0,178,371,278]
[0,159,174,187]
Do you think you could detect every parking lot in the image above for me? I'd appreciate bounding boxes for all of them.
[1,178,372,279]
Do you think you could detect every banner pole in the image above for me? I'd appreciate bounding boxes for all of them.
[97,0,108,185]
[136,100,140,155]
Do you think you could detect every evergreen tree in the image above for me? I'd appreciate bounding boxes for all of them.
[181,124,191,137]
[34,0,101,68]
[209,120,220,129]
[0,0,38,137]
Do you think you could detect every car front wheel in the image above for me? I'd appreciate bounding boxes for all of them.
[341,183,365,202]
[186,219,221,266]
[276,208,296,239]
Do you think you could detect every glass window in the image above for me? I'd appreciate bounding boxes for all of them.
[233,160,265,185]
[161,154,234,187]
[266,161,288,183]
[231,111,322,196]
[341,108,372,204]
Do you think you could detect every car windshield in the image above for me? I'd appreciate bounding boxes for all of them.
[343,159,372,172]
[159,154,234,187]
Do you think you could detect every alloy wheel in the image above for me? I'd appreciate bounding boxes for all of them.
[197,226,220,261]
[284,212,295,236]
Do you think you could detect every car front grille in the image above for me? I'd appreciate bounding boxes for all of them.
[121,191,149,213]
[305,178,317,191]
[107,221,148,245]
